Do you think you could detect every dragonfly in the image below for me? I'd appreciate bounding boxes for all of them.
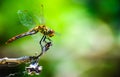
[5,5,54,55]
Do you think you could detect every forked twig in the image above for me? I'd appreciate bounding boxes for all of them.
[0,42,52,76]
[0,38,52,66]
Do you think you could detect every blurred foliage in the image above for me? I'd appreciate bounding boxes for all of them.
[0,0,120,77]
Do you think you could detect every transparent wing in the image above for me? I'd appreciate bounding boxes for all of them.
[17,10,42,53]
[34,15,45,25]
[34,4,45,25]
[17,10,36,29]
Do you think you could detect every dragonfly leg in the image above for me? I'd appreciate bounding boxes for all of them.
[36,35,46,58]
[43,36,52,43]
[43,35,47,43]
[37,41,52,58]
[42,37,52,52]
[37,36,52,58]
[47,37,52,42]
[39,35,45,51]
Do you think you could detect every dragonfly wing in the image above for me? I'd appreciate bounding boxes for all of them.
[17,10,36,29]
[33,4,45,25]
[34,15,45,25]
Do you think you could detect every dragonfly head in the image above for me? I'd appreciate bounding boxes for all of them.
[48,29,54,37]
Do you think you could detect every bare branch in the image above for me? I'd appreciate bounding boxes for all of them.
[0,56,37,65]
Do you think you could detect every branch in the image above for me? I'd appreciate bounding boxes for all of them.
[0,41,52,67]
[0,56,37,66]
[1,34,53,76]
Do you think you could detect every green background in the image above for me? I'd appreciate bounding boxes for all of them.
[0,0,120,77]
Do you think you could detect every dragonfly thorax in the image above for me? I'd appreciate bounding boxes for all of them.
[36,25,54,37]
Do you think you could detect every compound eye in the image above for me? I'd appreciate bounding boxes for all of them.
[50,30,54,33]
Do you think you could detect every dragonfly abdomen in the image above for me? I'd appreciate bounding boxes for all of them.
[6,30,38,44]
